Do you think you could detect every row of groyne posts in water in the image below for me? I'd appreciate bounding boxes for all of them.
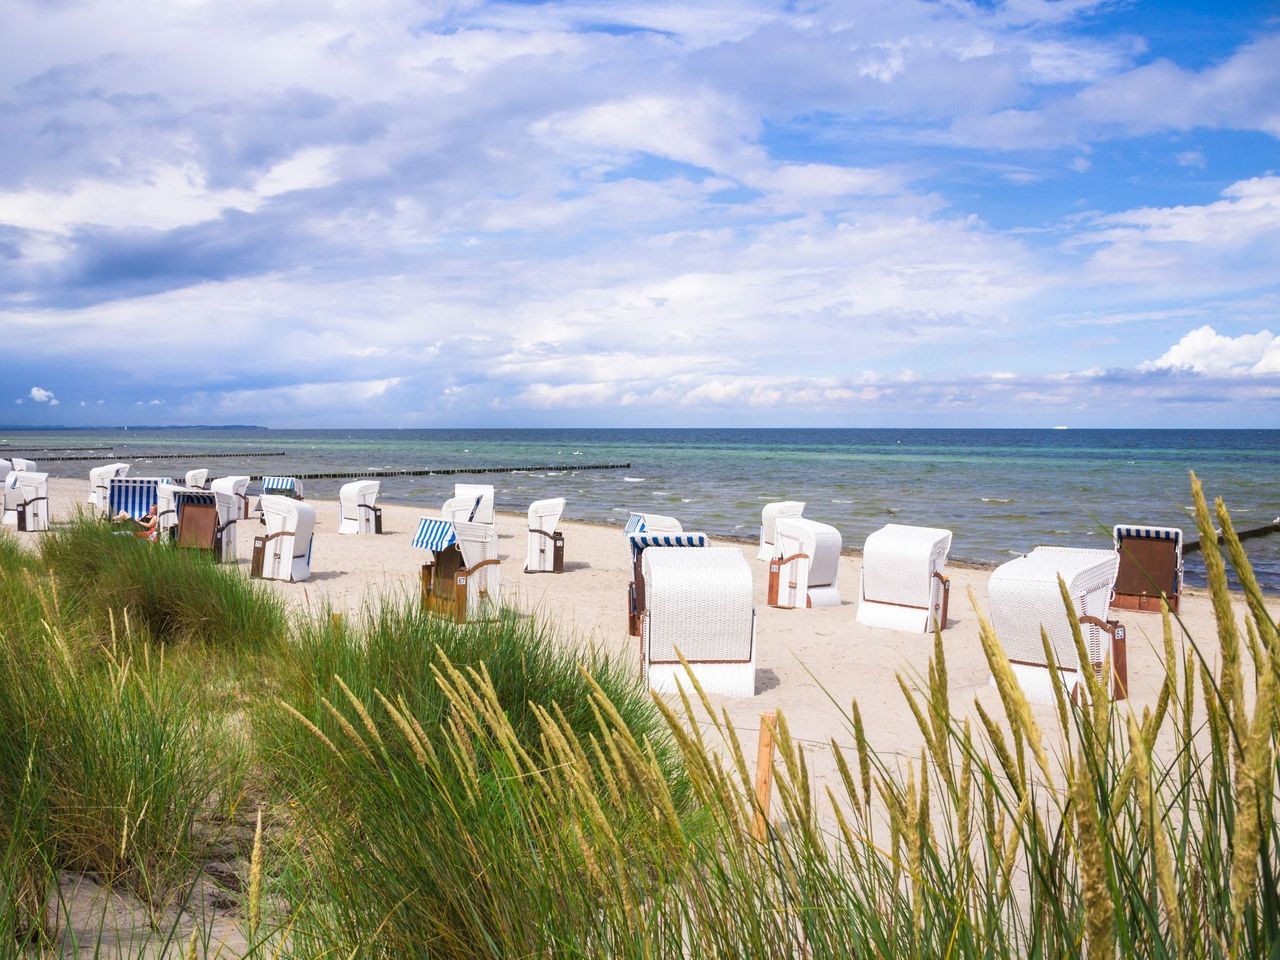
[5,447,1277,549]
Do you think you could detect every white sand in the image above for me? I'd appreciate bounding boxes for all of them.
[25,477,1276,795]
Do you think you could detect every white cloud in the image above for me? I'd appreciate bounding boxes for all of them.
[1141,325,1280,377]
[28,386,55,403]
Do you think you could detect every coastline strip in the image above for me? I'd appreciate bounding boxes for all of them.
[253,463,631,481]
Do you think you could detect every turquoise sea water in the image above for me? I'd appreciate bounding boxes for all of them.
[4,428,1278,591]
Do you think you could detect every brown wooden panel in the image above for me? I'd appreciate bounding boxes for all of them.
[1115,539,1178,596]
[177,504,219,550]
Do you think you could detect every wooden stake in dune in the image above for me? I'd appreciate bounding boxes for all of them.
[752,710,778,842]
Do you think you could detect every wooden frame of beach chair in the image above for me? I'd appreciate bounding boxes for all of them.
[988,546,1127,703]
[1112,525,1183,614]
[855,524,954,632]
[525,498,566,573]
[767,517,842,609]
[415,517,502,623]
[642,547,756,698]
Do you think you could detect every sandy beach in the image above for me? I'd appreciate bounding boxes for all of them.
[23,476,1276,797]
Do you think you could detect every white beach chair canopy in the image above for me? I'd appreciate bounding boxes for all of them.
[772,517,842,608]
[758,501,805,561]
[453,484,495,524]
[88,463,130,511]
[641,547,755,698]
[856,524,953,632]
[183,469,209,489]
[259,496,316,582]
[210,476,251,519]
[526,498,566,572]
[338,479,381,535]
[2,471,49,531]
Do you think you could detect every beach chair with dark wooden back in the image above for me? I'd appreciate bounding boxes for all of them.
[175,490,239,562]
[855,523,953,631]
[251,496,315,582]
[2,471,50,532]
[769,516,842,609]
[88,463,130,515]
[642,547,756,698]
[758,501,805,561]
[1112,525,1183,613]
[988,546,1127,703]
[338,480,382,535]
[525,498,566,573]
[414,517,502,622]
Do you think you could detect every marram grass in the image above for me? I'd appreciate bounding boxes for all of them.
[1,476,1279,957]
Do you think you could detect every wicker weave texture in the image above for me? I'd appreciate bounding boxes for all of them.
[642,547,754,665]
[526,498,566,572]
[455,519,502,617]
[861,524,952,609]
[988,547,1117,672]
[260,496,316,582]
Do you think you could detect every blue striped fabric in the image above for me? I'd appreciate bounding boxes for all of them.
[261,476,299,495]
[109,478,165,519]
[175,491,217,520]
[1114,525,1182,544]
[412,518,457,551]
[628,532,707,561]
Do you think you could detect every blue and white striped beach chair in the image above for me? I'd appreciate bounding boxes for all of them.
[261,476,303,498]
[108,477,172,520]
[412,517,457,553]
[627,531,708,636]
[414,517,501,622]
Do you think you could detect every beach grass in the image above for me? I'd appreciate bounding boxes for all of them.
[0,478,1278,957]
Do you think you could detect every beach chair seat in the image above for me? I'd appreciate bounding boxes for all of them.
[525,498,566,573]
[453,484,495,525]
[251,496,315,582]
[1112,525,1183,613]
[175,490,238,562]
[88,463,130,514]
[758,501,805,561]
[210,476,251,520]
[856,524,953,631]
[414,517,502,622]
[2,471,50,532]
[627,531,708,636]
[183,469,209,490]
[769,517,842,609]
[642,547,756,698]
[338,480,382,535]
[988,546,1126,704]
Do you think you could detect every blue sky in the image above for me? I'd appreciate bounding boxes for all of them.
[1,0,1278,428]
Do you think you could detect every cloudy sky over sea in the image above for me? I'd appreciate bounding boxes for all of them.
[2,0,1278,427]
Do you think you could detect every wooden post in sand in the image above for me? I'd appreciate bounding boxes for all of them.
[752,711,778,842]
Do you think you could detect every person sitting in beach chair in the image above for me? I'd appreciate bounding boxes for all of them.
[114,503,160,541]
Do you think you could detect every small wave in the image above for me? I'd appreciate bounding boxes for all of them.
[831,498,855,504]
[624,477,646,483]
[982,497,1013,503]
[681,498,693,503]
[886,507,900,514]
[573,451,583,455]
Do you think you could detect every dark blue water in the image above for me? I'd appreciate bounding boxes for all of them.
[5,428,1278,590]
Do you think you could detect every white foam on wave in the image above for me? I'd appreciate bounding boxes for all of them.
[982,497,1013,503]
[681,498,693,503]
[831,498,854,504]
[624,477,646,482]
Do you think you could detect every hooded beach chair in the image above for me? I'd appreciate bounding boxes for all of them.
[183,469,209,490]
[210,476,251,519]
[453,484,495,525]
[9,458,35,472]
[769,517,842,609]
[251,496,315,582]
[627,529,708,636]
[2,471,50,532]
[525,498,566,573]
[988,546,1126,704]
[758,501,805,561]
[338,480,382,535]
[856,524,953,632]
[442,493,487,524]
[414,517,502,622]
[1112,525,1183,613]
[89,463,130,514]
[108,477,171,521]
[641,547,756,698]
[175,490,238,562]
[155,482,188,537]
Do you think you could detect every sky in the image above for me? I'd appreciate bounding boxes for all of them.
[1,0,1279,429]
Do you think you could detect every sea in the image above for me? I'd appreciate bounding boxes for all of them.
[4,428,1278,592]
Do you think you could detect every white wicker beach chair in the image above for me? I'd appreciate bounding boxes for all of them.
[155,482,188,537]
[627,531,709,635]
[88,463,130,514]
[856,524,953,632]
[758,501,805,561]
[2,471,49,532]
[988,546,1125,704]
[9,458,35,472]
[174,490,239,562]
[526,498,566,573]
[210,476,251,519]
[252,496,316,583]
[770,517,842,609]
[183,469,209,490]
[1112,525,1183,613]
[642,547,756,698]
[453,484,495,525]
[338,480,382,535]
[454,519,502,619]
[442,492,486,524]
